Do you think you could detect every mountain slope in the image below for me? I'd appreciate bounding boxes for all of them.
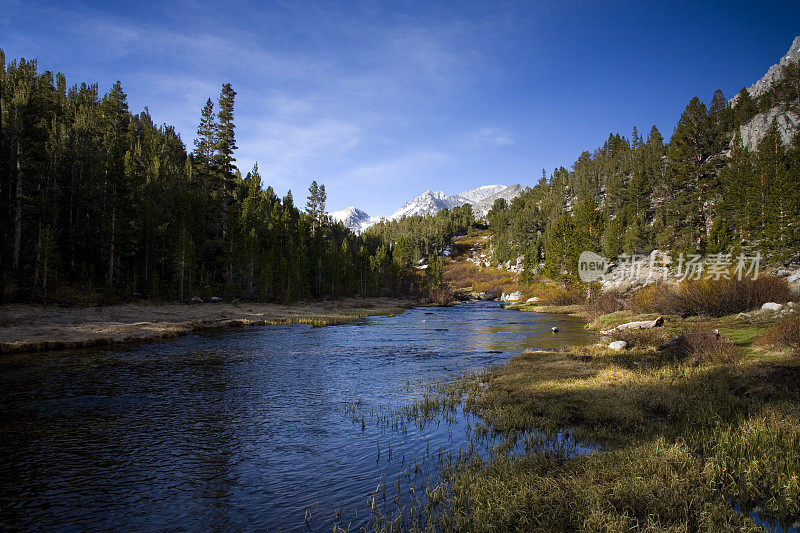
[329,206,382,234]
[470,184,529,217]
[388,190,463,220]
[735,35,800,150]
[454,184,507,204]
[329,183,528,231]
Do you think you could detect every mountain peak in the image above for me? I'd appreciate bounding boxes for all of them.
[738,34,800,101]
[330,183,528,232]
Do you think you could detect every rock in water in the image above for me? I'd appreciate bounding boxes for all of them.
[551,326,559,333]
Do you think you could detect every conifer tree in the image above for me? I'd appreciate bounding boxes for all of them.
[305,180,327,230]
[755,119,790,256]
[544,213,579,278]
[667,96,719,253]
[193,98,215,167]
[733,87,758,126]
[213,83,236,176]
[99,80,130,286]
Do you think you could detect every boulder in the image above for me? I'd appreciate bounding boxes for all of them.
[761,302,784,312]
[608,340,628,351]
[501,291,523,302]
[526,297,540,303]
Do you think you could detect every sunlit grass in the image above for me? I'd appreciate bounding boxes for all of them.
[364,308,800,531]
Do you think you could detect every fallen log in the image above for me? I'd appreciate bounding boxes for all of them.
[599,316,664,336]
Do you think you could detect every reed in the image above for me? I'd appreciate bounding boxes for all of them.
[366,309,800,531]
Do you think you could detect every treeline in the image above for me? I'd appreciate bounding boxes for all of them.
[488,61,800,279]
[363,205,475,267]
[0,53,406,303]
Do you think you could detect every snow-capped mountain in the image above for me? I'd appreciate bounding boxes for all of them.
[329,206,383,234]
[328,183,528,233]
[387,190,464,220]
[454,184,507,204]
[470,184,528,217]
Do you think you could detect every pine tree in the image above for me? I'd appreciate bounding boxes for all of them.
[193,98,215,167]
[733,87,758,126]
[718,129,754,244]
[305,180,327,230]
[755,119,790,257]
[544,213,579,278]
[667,96,719,254]
[213,83,236,175]
[99,80,130,286]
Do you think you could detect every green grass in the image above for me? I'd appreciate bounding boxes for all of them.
[376,310,800,531]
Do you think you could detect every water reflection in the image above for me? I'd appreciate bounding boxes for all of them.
[0,302,590,531]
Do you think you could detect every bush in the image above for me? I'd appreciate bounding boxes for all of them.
[424,288,457,306]
[443,260,522,296]
[535,282,584,305]
[610,327,676,350]
[628,282,681,315]
[627,276,794,317]
[585,290,627,318]
[658,331,740,365]
[758,317,800,355]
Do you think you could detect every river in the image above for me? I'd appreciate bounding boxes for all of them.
[0,301,590,531]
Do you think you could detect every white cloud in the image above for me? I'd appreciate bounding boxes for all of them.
[337,150,450,186]
[238,117,362,186]
[475,127,514,147]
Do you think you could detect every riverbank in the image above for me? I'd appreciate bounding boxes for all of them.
[400,307,800,531]
[0,298,410,354]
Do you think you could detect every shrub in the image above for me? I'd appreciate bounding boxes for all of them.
[627,282,682,315]
[611,327,676,350]
[424,288,457,306]
[585,290,627,318]
[627,276,794,317]
[536,282,584,305]
[443,260,522,296]
[758,317,800,355]
[658,331,740,365]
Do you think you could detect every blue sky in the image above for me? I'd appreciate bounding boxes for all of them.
[2,1,799,215]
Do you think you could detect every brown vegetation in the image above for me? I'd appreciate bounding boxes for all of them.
[758,317,800,355]
[0,298,409,354]
[628,276,794,317]
[443,260,523,298]
[658,331,740,365]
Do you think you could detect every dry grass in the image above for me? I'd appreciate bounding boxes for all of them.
[443,260,523,298]
[628,276,794,317]
[0,298,410,354]
[757,317,800,355]
[530,281,584,305]
[585,289,627,318]
[428,331,800,528]
[659,331,741,365]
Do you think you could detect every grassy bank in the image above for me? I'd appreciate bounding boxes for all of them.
[383,301,800,530]
[0,297,410,354]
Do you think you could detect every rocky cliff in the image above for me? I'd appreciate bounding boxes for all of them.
[735,35,800,150]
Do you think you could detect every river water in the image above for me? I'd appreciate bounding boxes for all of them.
[0,301,590,531]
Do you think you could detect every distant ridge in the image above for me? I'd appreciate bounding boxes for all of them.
[329,184,527,233]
